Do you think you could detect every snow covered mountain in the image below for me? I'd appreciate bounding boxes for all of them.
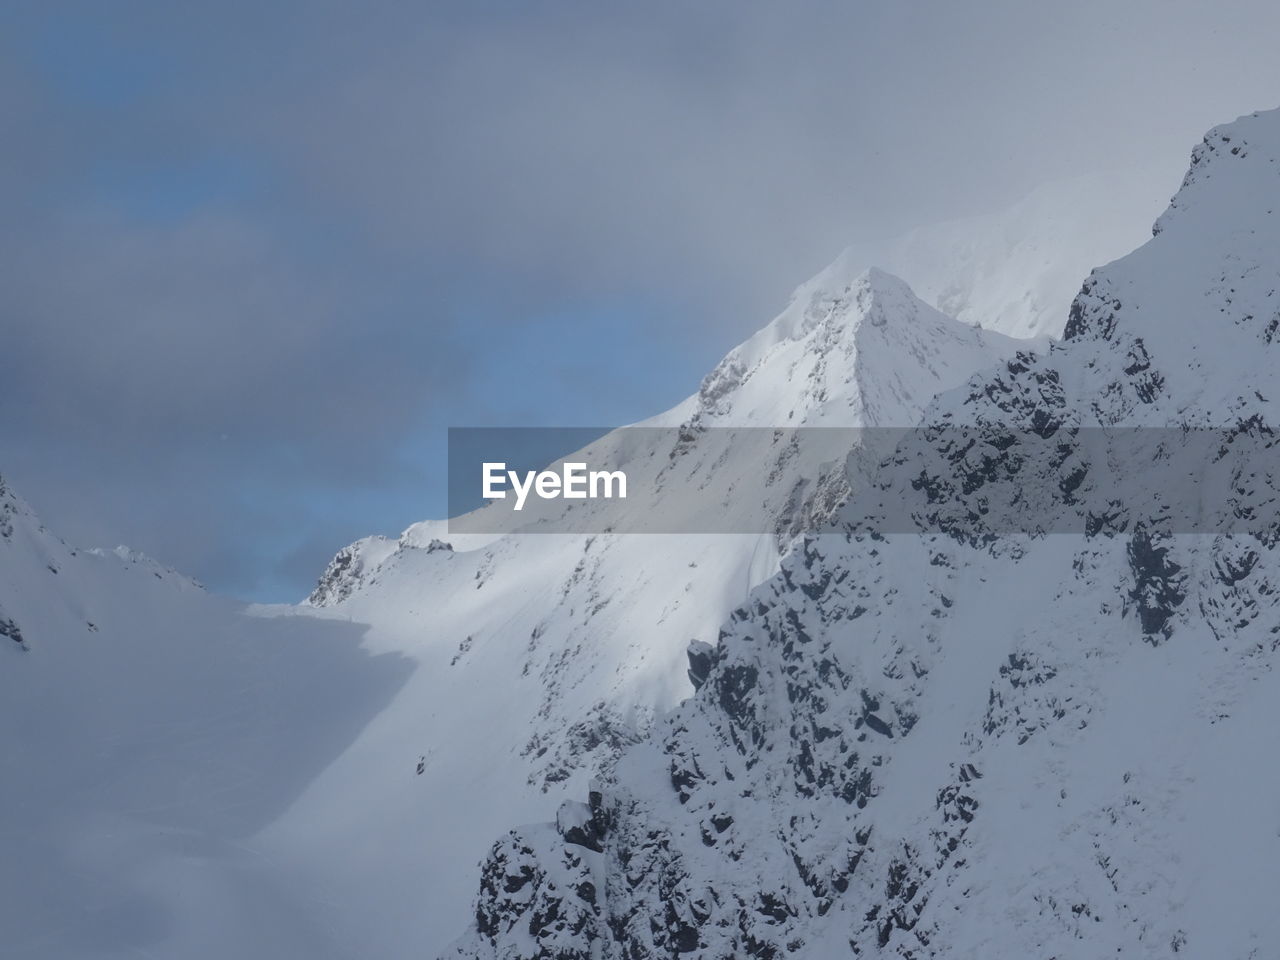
[0,478,411,960]
[278,269,1025,958]
[445,108,1280,959]
[0,119,1197,960]
[823,166,1180,341]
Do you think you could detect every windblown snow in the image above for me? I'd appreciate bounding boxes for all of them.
[835,167,1179,340]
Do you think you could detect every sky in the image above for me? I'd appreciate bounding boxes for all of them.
[3,0,1280,601]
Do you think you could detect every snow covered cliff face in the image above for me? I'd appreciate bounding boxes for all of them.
[285,270,1024,957]
[446,109,1280,959]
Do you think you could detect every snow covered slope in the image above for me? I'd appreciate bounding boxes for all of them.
[444,109,1280,959]
[834,167,1179,340]
[276,270,1025,957]
[0,477,411,960]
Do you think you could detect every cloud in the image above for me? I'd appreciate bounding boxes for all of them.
[3,0,1280,598]
[245,0,1280,315]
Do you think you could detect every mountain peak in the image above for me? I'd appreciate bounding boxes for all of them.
[803,167,1178,340]
[1152,107,1280,238]
[1057,106,1280,421]
[762,265,920,344]
[690,267,1025,427]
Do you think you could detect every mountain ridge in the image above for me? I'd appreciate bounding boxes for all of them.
[285,267,1027,957]
[0,142,1198,960]
[444,108,1280,960]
